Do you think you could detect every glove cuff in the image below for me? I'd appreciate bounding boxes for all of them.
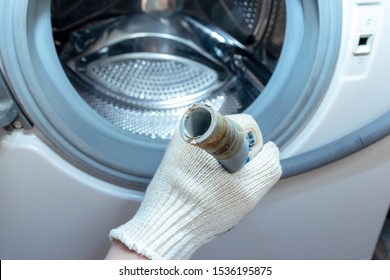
[109,192,208,260]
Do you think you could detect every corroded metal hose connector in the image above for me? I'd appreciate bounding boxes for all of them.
[180,103,250,173]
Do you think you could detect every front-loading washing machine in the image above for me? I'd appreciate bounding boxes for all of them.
[0,0,389,259]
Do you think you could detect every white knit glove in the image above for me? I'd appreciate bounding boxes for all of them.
[109,114,282,259]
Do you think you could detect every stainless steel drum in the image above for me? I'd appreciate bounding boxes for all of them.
[52,0,285,139]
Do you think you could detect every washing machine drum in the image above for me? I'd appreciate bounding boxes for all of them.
[0,0,341,187]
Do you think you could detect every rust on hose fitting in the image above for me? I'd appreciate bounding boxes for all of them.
[180,103,249,172]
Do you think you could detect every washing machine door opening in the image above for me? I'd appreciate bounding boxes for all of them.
[52,0,285,140]
[0,0,341,188]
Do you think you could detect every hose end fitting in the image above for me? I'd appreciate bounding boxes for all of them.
[180,103,249,172]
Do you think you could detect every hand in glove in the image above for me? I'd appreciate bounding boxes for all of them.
[109,114,282,260]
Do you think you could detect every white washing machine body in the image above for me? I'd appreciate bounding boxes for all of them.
[1,0,390,259]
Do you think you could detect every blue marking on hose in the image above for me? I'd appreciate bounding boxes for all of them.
[245,132,255,165]
[247,132,255,152]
